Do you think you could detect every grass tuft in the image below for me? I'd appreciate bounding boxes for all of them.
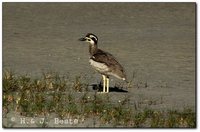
[2,70,196,128]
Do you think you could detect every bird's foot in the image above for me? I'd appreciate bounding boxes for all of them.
[97,91,108,94]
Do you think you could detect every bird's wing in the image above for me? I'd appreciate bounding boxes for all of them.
[91,49,124,72]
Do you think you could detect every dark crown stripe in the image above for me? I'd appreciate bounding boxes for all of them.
[86,33,98,41]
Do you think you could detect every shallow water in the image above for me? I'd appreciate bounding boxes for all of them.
[3,3,196,110]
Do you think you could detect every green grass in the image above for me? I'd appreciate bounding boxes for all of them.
[2,70,196,128]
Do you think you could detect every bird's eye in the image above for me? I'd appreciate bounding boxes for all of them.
[88,39,91,41]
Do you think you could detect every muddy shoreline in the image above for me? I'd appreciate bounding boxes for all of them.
[3,2,196,121]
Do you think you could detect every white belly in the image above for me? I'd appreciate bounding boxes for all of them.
[89,59,109,73]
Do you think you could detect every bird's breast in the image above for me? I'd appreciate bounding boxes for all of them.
[89,59,109,73]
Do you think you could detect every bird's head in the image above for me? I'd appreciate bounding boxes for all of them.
[79,33,98,45]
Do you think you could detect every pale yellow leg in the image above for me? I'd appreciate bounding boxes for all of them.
[102,75,106,93]
[106,77,109,93]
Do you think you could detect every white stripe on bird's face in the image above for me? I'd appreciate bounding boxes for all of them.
[88,35,98,42]
[85,37,95,45]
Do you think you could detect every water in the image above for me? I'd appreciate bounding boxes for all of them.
[3,3,196,110]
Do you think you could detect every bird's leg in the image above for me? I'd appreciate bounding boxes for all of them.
[106,77,109,93]
[102,75,106,93]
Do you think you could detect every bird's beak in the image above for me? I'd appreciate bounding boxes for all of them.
[78,37,87,41]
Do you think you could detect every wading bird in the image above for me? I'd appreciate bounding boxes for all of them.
[79,33,127,93]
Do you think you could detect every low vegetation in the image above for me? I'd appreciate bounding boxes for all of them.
[2,70,196,128]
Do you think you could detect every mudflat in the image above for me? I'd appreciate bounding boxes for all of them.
[3,3,195,111]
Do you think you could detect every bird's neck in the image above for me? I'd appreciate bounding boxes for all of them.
[89,44,98,56]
